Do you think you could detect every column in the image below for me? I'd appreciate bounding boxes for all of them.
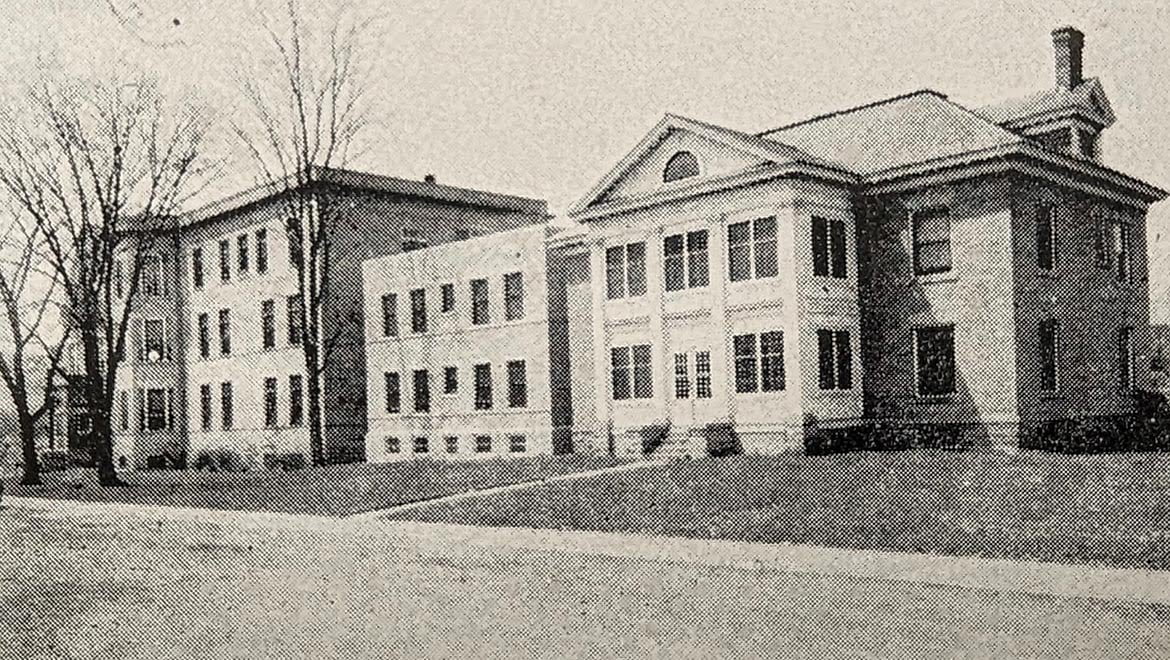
[589,240,610,443]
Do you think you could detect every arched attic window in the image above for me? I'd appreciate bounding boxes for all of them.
[663,151,699,183]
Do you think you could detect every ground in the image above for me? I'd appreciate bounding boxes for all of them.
[2,455,622,516]
[3,504,1169,659]
[385,451,1170,571]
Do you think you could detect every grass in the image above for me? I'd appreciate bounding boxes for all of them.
[385,451,1170,571]
[3,455,625,517]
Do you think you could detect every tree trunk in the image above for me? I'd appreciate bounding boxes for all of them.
[18,408,40,486]
[82,330,121,487]
[305,342,325,466]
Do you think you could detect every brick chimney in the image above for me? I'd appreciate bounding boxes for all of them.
[1052,26,1084,89]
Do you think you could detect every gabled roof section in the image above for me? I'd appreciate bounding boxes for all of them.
[757,90,1026,177]
[976,78,1116,130]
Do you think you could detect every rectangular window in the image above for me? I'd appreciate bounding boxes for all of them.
[475,435,492,453]
[915,326,956,397]
[733,334,758,393]
[441,283,455,313]
[760,330,786,392]
[413,437,429,454]
[191,247,204,289]
[401,227,426,252]
[218,309,231,356]
[509,434,527,453]
[287,295,303,345]
[413,369,430,413]
[219,239,231,283]
[695,351,712,399]
[445,436,458,454]
[829,219,847,278]
[504,272,524,321]
[255,228,268,274]
[474,363,493,410]
[198,313,210,359]
[140,255,162,296]
[507,360,528,408]
[443,366,458,395]
[471,278,490,325]
[816,330,851,390]
[145,388,167,431]
[384,372,400,414]
[812,216,829,276]
[381,293,398,337]
[264,377,278,428]
[410,288,427,333]
[606,242,647,299]
[220,381,233,430]
[385,437,400,454]
[606,246,626,299]
[1118,327,1134,391]
[674,353,690,399]
[289,374,303,426]
[611,347,631,401]
[199,384,212,431]
[118,391,129,431]
[237,234,249,275]
[728,217,777,282]
[1036,205,1056,271]
[632,344,653,399]
[912,208,952,276]
[664,230,709,291]
[754,216,778,278]
[1117,223,1132,283]
[1039,319,1059,392]
[261,299,276,349]
[1094,216,1113,269]
[143,318,165,362]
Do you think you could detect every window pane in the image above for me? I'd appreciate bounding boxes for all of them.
[410,288,427,333]
[817,329,836,390]
[695,351,712,399]
[471,279,489,325]
[606,246,625,299]
[626,243,647,296]
[916,327,955,396]
[733,334,757,393]
[504,272,524,320]
[381,293,397,337]
[384,372,400,413]
[664,235,685,291]
[632,344,653,399]
[830,220,847,278]
[687,230,709,287]
[663,234,684,256]
[508,360,528,408]
[754,237,778,278]
[915,242,952,275]
[728,221,750,247]
[674,353,689,399]
[611,347,630,401]
[728,244,752,282]
[811,216,829,276]
[760,331,785,392]
[835,330,852,390]
[475,364,493,409]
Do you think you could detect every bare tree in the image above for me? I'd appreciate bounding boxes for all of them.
[0,78,211,486]
[234,0,370,466]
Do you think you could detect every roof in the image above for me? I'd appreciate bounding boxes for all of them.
[975,78,1116,128]
[178,166,548,227]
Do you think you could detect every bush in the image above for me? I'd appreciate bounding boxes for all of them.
[263,453,306,471]
[703,422,742,457]
[192,448,249,473]
[39,450,71,472]
[1028,412,1170,453]
[639,422,671,456]
[803,414,871,455]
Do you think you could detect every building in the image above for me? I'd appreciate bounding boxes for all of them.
[109,167,548,469]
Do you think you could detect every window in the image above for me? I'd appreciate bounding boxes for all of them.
[287,295,303,345]
[384,372,400,413]
[445,436,458,454]
[1039,320,1059,392]
[509,434,527,453]
[474,363,493,410]
[695,351,712,399]
[1036,205,1056,271]
[143,319,166,362]
[475,435,492,453]
[218,309,231,356]
[261,300,276,349]
[454,227,471,241]
[1118,327,1134,391]
[197,313,210,359]
[443,366,458,395]
[413,437,429,454]
[410,288,427,333]
[441,283,455,313]
[219,239,230,282]
[735,332,785,393]
[385,437,400,454]
[816,330,852,391]
[1033,128,1071,153]
[674,353,690,399]
[663,151,699,183]
[401,227,427,252]
[1116,222,1132,283]
[507,360,528,408]
[632,345,652,398]
[145,388,167,431]
[237,234,249,275]
[199,384,212,431]
[664,230,709,291]
[191,247,204,289]
[289,374,303,426]
[504,272,524,321]
[264,377,278,428]
[733,334,758,394]
[1094,216,1113,269]
[255,229,268,274]
[812,217,847,278]
[118,391,129,431]
[605,242,647,299]
[611,345,652,400]
[760,331,787,392]
[140,255,162,296]
[220,381,233,430]
[728,217,778,282]
[471,279,490,325]
[915,326,956,397]
[912,208,951,275]
[611,347,631,401]
[1079,130,1098,159]
[381,293,398,337]
[413,369,430,413]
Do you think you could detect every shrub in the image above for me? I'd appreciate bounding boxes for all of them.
[804,415,871,455]
[39,450,71,472]
[704,422,742,457]
[192,448,249,473]
[263,453,307,471]
[638,422,671,456]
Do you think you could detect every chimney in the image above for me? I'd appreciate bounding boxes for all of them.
[424,173,436,184]
[1052,26,1084,89]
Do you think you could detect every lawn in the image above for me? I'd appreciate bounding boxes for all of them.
[3,455,624,517]
[385,451,1170,571]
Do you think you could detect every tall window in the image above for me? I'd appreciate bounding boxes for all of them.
[287,295,303,345]
[695,351,712,399]
[760,331,787,392]
[198,313,210,359]
[237,234,250,275]
[199,384,212,431]
[912,208,951,275]
[443,366,458,394]
[1039,319,1059,392]
[1036,205,1056,271]
[140,255,163,296]
[218,309,231,356]
[441,283,455,313]
[816,329,852,390]
[143,319,166,362]
[261,299,276,349]
[663,151,699,182]
[1093,216,1113,270]
[474,363,493,410]
[605,242,647,299]
[674,353,690,399]
[381,293,398,337]
[915,326,955,397]
[504,272,525,321]
[289,374,304,426]
[611,345,652,400]
[219,239,231,283]
[410,288,427,333]
[264,377,278,428]
[728,217,778,282]
[413,369,430,413]
[1118,326,1134,391]
[255,228,269,274]
[664,230,709,291]
[220,381,234,430]
[735,332,785,393]
[1116,223,1132,283]
[145,388,168,431]
[471,279,490,325]
[384,372,400,413]
[191,247,204,289]
[507,360,527,408]
[812,217,847,278]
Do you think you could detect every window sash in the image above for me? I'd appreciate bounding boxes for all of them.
[287,296,303,345]
[474,364,493,410]
[611,347,631,400]
[219,240,231,282]
[413,370,430,413]
[507,360,527,408]
[444,366,458,394]
[631,344,653,399]
[1039,320,1059,392]
[220,382,233,430]
[145,388,167,431]
[663,235,685,292]
[255,229,268,274]
[441,283,455,312]
[264,378,278,427]
[733,334,758,393]
[673,353,690,399]
[261,300,276,348]
[829,219,847,278]
[381,293,397,337]
[605,246,625,299]
[471,279,490,325]
[384,372,400,413]
[626,242,647,297]
[912,210,952,275]
[218,310,231,356]
[410,289,427,333]
[835,330,852,390]
[760,331,785,392]
[199,384,212,431]
[504,273,524,320]
[915,327,956,397]
[237,235,249,274]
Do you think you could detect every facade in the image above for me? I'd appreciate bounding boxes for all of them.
[109,167,548,469]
